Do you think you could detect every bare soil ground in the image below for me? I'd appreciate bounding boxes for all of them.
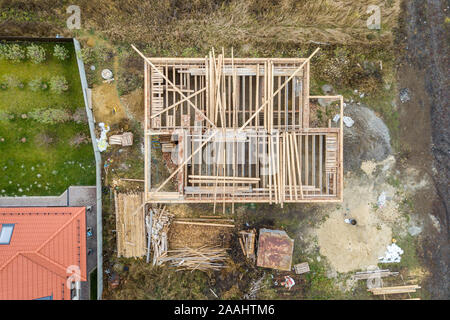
[91,83,127,125]
[395,0,449,299]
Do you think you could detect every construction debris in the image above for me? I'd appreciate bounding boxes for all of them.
[256,229,294,271]
[147,205,174,265]
[281,275,296,290]
[157,246,229,272]
[244,273,266,300]
[333,114,354,127]
[293,262,310,274]
[239,229,256,260]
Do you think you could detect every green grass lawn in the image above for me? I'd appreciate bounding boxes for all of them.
[0,41,95,196]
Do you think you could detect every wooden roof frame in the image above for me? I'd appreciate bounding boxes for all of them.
[133,46,344,210]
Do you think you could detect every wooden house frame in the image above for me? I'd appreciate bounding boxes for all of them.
[133,46,343,208]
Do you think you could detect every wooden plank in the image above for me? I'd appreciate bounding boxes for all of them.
[172,220,235,228]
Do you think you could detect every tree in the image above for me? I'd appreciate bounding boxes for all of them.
[49,75,69,94]
[53,44,70,61]
[27,44,46,64]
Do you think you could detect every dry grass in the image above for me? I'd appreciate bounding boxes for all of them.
[1,1,400,52]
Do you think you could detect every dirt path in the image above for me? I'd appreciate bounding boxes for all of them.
[397,0,449,299]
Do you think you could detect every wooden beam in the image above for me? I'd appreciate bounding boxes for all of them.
[132,45,217,129]
[238,48,320,132]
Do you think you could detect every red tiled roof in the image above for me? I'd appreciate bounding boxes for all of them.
[0,207,87,300]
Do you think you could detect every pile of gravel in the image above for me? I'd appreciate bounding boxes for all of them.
[343,104,391,171]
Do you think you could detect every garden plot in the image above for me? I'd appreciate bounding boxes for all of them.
[0,41,95,196]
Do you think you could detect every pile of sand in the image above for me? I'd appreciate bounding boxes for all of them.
[315,168,402,273]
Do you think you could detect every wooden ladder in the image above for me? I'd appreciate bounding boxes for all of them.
[325,133,337,194]
[151,67,164,128]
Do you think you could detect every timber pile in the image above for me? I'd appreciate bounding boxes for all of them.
[239,230,256,260]
[368,285,421,295]
[115,191,146,258]
[157,246,229,272]
[352,269,399,280]
[148,205,174,265]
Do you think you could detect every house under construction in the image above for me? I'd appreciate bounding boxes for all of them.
[133,46,343,207]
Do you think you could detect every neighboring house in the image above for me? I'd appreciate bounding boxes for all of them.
[0,207,87,300]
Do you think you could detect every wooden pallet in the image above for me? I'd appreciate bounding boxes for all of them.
[294,262,310,274]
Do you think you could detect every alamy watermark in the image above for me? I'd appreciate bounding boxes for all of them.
[366,5,381,30]
[66,5,81,30]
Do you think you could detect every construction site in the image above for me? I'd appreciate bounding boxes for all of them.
[108,46,425,300]
[2,0,447,303]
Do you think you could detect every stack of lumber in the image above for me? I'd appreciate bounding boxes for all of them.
[353,269,399,280]
[157,246,229,272]
[239,230,256,260]
[368,285,421,295]
[114,191,146,258]
[148,206,174,265]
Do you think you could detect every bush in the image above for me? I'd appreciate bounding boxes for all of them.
[28,78,43,92]
[28,108,72,124]
[3,44,26,62]
[53,44,69,60]
[49,75,69,93]
[0,43,8,59]
[81,47,97,66]
[27,44,46,64]
[1,74,20,88]
[0,111,10,121]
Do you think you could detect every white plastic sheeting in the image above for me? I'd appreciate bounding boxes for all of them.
[379,243,404,263]
[333,114,355,127]
[97,122,110,152]
[377,192,387,208]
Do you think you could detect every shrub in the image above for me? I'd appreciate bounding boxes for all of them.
[28,108,71,124]
[0,111,10,121]
[3,44,26,62]
[53,44,69,60]
[0,43,8,59]
[1,74,20,88]
[28,78,43,92]
[81,47,97,66]
[49,75,69,93]
[27,44,46,64]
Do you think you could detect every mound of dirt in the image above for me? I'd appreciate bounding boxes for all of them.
[315,171,402,273]
[343,104,391,172]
